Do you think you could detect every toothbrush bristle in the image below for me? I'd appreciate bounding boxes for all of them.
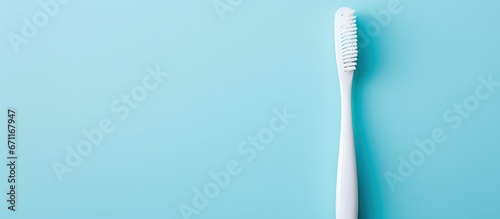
[339,10,358,72]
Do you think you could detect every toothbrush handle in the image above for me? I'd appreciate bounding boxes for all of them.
[336,84,358,219]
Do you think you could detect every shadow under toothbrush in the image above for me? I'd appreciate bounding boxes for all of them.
[351,12,389,219]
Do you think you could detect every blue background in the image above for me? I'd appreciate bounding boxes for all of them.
[1,0,500,218]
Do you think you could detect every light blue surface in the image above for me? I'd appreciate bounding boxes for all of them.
[1,0,500,218]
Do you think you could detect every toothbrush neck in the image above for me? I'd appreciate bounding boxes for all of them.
[339,73,353,118]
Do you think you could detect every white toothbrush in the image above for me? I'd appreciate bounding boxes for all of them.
[334,7,358,219]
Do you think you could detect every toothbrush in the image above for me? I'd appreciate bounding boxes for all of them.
[334,7,358,219]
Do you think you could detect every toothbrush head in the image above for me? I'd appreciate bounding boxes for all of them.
[335,7,358,73]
